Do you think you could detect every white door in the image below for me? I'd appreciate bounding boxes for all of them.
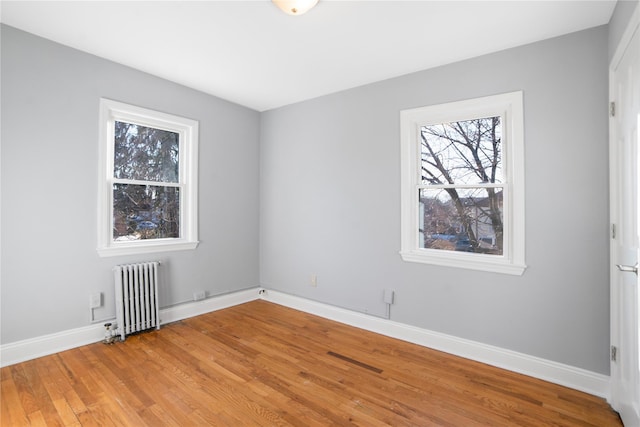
[611,9,640,427]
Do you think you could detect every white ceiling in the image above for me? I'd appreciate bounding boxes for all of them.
[1,1,617,111]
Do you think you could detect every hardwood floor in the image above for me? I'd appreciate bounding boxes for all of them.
[1,300,622,426]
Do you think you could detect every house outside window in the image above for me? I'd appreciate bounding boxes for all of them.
[98,99,199,257]
[400,92,526,275]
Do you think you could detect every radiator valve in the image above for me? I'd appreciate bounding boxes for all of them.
[103,322,117,344]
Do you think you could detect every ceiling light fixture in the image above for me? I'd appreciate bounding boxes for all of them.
[272,0,319,16]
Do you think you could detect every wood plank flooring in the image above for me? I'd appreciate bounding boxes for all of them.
[1,300,622,426]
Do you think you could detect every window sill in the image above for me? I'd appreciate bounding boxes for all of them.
[399,249,526,276]
[97,240,199,258]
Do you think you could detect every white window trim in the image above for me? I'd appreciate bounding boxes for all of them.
[97,98,199,257]
[400,91,526,275]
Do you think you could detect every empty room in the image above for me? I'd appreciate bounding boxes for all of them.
[1,0,639,425]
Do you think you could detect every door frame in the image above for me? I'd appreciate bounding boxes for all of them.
[610,2,640,414]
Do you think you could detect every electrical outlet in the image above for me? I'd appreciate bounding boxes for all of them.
[90,292,102,309]
[310,274,318,287]
[383,289,395,304]
[193,291,206,301]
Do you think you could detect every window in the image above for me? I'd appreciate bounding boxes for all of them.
[400,92,525,275]
[98,99,199,257]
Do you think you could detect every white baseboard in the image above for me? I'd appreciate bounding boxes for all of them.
[160,287,259,324]
[259,289,611,400]
[0,287,260,367]
[0,323,108,368]
[0,286,610,402]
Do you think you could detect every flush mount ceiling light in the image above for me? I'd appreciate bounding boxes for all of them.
[272,0,319,15]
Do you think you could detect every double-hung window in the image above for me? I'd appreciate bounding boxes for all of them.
[98,99,199,257]
[400,92,526,275]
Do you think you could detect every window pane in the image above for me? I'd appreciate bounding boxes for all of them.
[421,117,502,185]
[419,187,503,255]
[113,184,180,240]
[114,121,179,183]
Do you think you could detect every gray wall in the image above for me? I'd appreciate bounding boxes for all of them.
[608,0,639,61]
[1,25,261,344]
[260,26,611,374]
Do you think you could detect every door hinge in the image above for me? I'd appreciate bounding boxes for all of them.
[611,345,617,362]
[612,223,616,239]
[610,101,616,117]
